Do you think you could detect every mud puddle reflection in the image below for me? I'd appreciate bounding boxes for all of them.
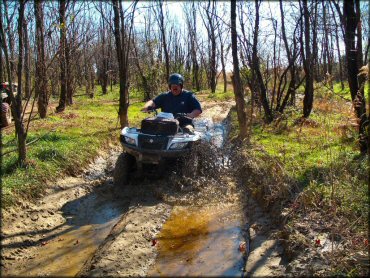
[15,199,125,277]
[148,204,246,276]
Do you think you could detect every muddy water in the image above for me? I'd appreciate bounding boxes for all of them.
[17,221,118,277]
[14,201,124,277]
[148,204,246,276]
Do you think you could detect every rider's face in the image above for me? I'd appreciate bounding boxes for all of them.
[170,84,182,96]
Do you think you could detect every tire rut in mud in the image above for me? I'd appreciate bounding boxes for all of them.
[80,136,250,276]
[1,149,132,277]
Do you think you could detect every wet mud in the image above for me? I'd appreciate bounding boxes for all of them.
[1,151,129,277]
[1,100,285,277]
[148,205,246,277]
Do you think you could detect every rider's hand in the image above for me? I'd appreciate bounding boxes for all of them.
[141,106,154,112]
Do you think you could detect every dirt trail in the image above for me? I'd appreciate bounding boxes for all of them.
[1,100,285,277]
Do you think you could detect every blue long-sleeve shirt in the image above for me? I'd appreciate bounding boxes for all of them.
[153,90,202,115]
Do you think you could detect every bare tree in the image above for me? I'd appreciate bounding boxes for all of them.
[56,0,67,112]
[0,0,27,165]
[252,0,273,123]
[132,8,162,102]
[98,13,109,95]
[300,0,314,118]
[83,29,96,98]
[35,0,48,118]
[216,4,229,93]
[231,0,248,139]
[23,10,31,99]
[112,0,137,128]
[340,0,368,153]
[276,0,300,112]
[155,0,170,81]
[201,0,218,93]
[3,0,16,78]
[322,1,332,87]
[184,1,201,91]
[328,1,344,90]
[311,0,319,82]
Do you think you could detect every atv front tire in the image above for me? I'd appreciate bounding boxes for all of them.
[1,103,11,127]
[113,152,135,188]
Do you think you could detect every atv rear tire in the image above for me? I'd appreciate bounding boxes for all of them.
[1,103,11,127]
[113,152,135,188]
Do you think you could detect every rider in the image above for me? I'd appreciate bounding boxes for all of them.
[141,73,202,133]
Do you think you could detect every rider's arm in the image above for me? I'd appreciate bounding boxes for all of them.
[187,109,202,119]
[186,93,202,118]
[141,100,156,112]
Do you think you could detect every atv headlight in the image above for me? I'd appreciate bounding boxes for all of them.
[169,142,188,150]
[124,136,136,145]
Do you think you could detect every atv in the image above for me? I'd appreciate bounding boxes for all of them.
[1,82,17,128]
[113,108,213,187]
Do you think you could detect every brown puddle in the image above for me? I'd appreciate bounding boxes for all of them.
[13,203,123,277]
[148,204,246,277]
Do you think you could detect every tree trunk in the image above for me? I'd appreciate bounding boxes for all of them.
[4,0,15,78]
[354,0,363,67]
[270,18,278,111]
[301,0,314,118]
[56,0,67,113]
[35,1,48,118]
[220,42,227,93]
[0,0,27,165]
[112,0,137,128]
[334,13,344,89]
[205,0,217,93]
[252,0,273,123]
[16,0,27,164]
[343,0,367,153]
[191,2,200,91]
[231,0,248,140]
[311,1,319,82]
[132,39,151,101]
[210,34,217,93]
[278,0,297,112]
[329,1,344,89]
[157,0,170,81]
[99,17,108,95]
[23,16,31,99]
[66,40,73,105]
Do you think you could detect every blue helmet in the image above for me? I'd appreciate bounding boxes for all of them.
[168,73,184,87]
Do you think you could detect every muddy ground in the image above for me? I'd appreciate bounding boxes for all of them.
[1,100,286,277]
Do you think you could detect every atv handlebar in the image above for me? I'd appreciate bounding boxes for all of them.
[173,113,188,118]
[144,106,158,115]
[142,108,192,124]
[174,113,193,126]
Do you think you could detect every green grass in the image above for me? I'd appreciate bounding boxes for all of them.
[206,83,234,101]
[207,90,234,101]
[333,81,351,98]
[229,84,368,274]
[230,86,367,218]
[1,90,147,207]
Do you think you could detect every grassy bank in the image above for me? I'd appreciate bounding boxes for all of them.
[230,83,368,275]
[1,85,146,207]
